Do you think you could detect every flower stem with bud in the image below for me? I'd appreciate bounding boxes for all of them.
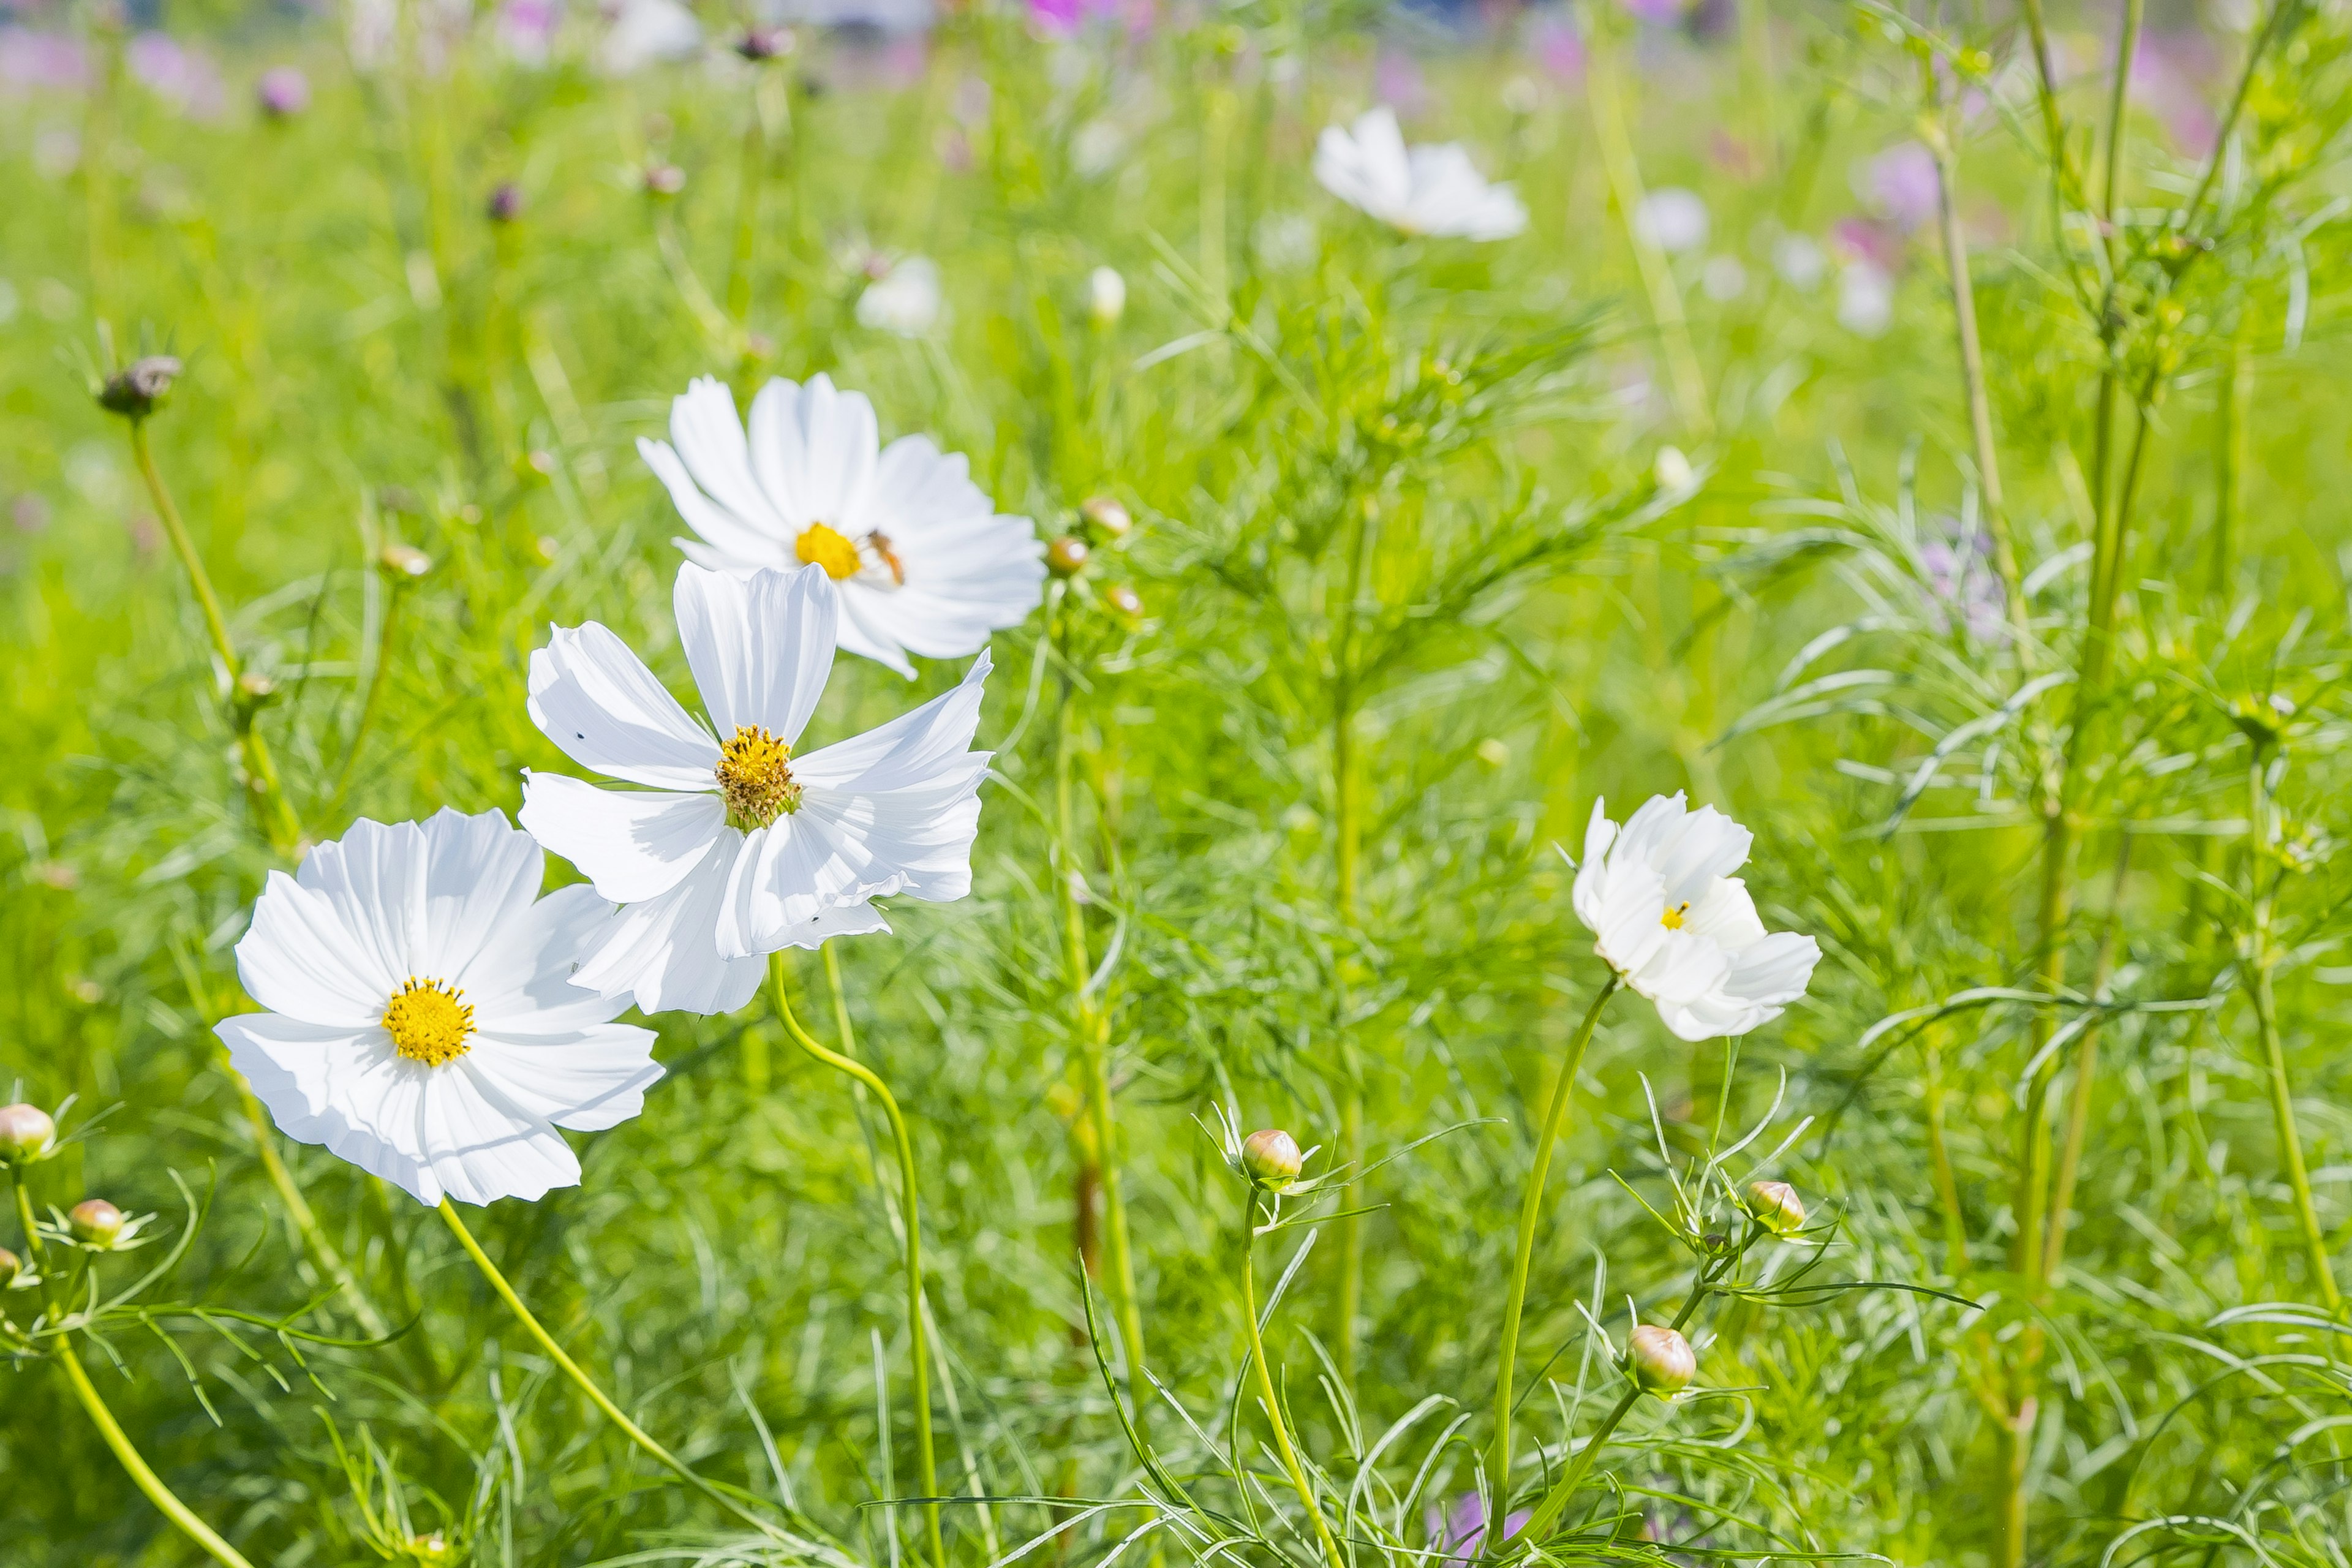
[1236,1191,1348,1568]
[769,953,948,1568]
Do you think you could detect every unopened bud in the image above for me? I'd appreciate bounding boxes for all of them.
[643,163,686,197]
[1653,445,1693,494]
[98,356,183,419]
[1088,265,1126,326]
[0,1246,19,1286]
[380,544,432,579]
[1079,494,1131,538]
[736,25,793,59]
[1744,1179,1805,1237]
[256,66,311,119]
[1104,582,1145,620]
[0,1104,56,1164]
[1046,535,1090,576]
[1240,1128,1303,1187]
[486,182,524,224]
[235,670,279,703]
[1626,1324,1695,1396]
[70,1198,126,1248]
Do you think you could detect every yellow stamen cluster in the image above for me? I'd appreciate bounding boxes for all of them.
[717,725,801,827]
[795,522,863,581]
[383,978,475,1067]
[1660,901,1691,930]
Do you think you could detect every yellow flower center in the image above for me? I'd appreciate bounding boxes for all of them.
[1660,902,1691,931]
[717,725,801,828]
[795,522,863,581]
[383,978,475,1067]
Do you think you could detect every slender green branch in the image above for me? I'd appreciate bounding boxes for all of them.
[770,954,948,1568]
[2098,0,2147,265]
[328,577,411,818]
[1588,26,1708,435]
[2043,837,2133,1280]
[1485,974,1619,1492]
[1238,1198,1348,1568]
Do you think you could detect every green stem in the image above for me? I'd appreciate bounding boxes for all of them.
[1331,491,1376,1393]
[725,74,770,328]
[2212,330,2250,601]
[2043,837,2133,1281]
[329,580,408,818]
[2099,0,2147,265]
[56,1340,258,1568]
[1485,975,1619,1491]
[1238,1199,1348,1568]
[436,1199,787,1538]
[1588,26,1709,437]
[770,955,948,1568]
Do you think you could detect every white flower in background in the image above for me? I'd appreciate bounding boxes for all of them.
[1700,255,1747,301]
[1571,794,1820,1041]
[1634,187,1709,254]
[1088,265,1126,326]
[638,374,1044,676]
[1837,259,1894,337]
[598,0,699,75]
[519,563,993,1016]
[1772,232,1826,291]
[215,810,663,1207]
[856,254,942,336]
[1313,106,1527,241]
[1254,212,1321,273]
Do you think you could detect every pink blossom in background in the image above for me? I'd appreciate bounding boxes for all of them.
[1860,140,1939,232]
[1708,128,1761,181]
[1619,0,1684,23]
[1830,214,1902,271]
[1374,47,1427,116]
[1921,518,2006,642]
[127,31,227,119]
[499,0,562,65]
[1027,0,1121,37]
[1428,1494,1529,1567]
[256,64,309,116]
[829,32,929,91]
[2135,29,2220,156]
[0,28,88,93]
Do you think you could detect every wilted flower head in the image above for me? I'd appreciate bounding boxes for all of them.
[1313,107,1527,241]
[1572,793,1820,1041]
[255,65,309,118]
[1626,1323,1695,1394]
[216,809,664,1206]
[486,181,525,223]
[1634,187,1709,254]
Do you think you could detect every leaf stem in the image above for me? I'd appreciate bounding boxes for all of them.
[1237,1197,1348,1568]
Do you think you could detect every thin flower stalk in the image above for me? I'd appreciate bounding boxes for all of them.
[725,74,777,330]
[1237,1196,1348,1568]
[1587,27,1708,437]
[328,564,419,818]
[2043,838,2132,1281]
[769,952,948,1568]
[1485,974,1618,1491]
[1331,492,1374,1393]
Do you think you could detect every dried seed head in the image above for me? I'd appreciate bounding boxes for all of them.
[1744,1179,1806,1237]
[1046,535,1090,577]
[97,356,183,419]
[1626,1324,1695,1396]
[1240,1128,1303,1188]
[0,1103,57,1164]
[69,1197,126,1248]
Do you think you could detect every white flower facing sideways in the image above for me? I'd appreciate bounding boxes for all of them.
[1572,794,1822,1041]
[1313,105,1528,241]
[639,374,1044,677]
[519,561,992,1017]
[216,809,664,1207]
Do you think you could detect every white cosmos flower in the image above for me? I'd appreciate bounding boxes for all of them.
[855,255,943,336]
[638,374,1044,679]
[1571,794,1820,1042]
[1313,106,1527,241]
[519,562,992,1017]
[214,809,663,1207]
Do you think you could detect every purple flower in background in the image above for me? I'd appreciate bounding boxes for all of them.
[127,32,227,119]
[1618,0,1685,23]
[1860,141,1939,232]
[1027,0,1120,36]
[1428,1494,1529,1567]
[1374,47,1427,116]
[1830,214,1902,271]
[2134,30,2220,156]
[255,64,309,117]
[0,28,89,94]
[1527,12,1583,81]
[1921,518,2005,641]
[499,0,562,65]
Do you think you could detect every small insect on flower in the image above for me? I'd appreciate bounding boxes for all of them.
[0,1102,57,1165]
[519,563,995,1016]
[214,809,664,1207]
[639,374,1044,676]
[1313,106,1528,241]
[1744,1178,1806,1237]
[1571,794,1821,1041]
[1626,1323,1696,1396]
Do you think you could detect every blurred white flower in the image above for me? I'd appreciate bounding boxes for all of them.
[1088,265,1126,325]
[598,0,699,75]
[1071,116,1124,178]
[520,564,992,1016]
[1313,106,1527,241]
[1700,255,1747,301]
[638,374,1044,676]
[1837,259,1894,337]
[1771,232,1826,291]
[856,255,942,336]
[1254,212,1320,273]
[1572,794,1820,1041]
[1634,187,1709,254]
[216,810,662,1207]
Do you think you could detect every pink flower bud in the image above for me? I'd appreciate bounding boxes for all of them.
[1626,1324,1695,1396]
[0,1104,56,1164]
[1241,1128,1303,1187]
[70,1198,126,1248]
[1744,1179,1806,1237]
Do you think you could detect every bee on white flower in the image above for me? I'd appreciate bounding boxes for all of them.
[1571,794,1820,1041]
[519,562,993,1017]
[639,374,1044,678]
[1312,106,1527,241]
[214,809,665,1207]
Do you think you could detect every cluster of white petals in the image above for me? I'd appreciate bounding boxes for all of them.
[639,375,1043,677]
[1313,107,1527,241]
[1572,794,1820,1041]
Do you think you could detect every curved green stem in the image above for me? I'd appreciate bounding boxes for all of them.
[435,1199,787,1539]
[329,579,409,818]
[1238,1201,1348,1568]
[1485,974,1619,1493]
[770,954,948,1568]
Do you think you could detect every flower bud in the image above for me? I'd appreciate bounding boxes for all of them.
[98,356,183,419]
[1079,494,1131,539]
[257,66,311,119]
[0,1246,19,1286]
[0,1103,56,1164]
[1653,445,1693,494]
[486,181,524,224]
[1104,582,1145,620]
[1240,1128,1303,1188]
[736,26,793,59]
[1046,535,1090,576]
[1626,1324,1694,1396]
[643,163,686,197]
[1744,1179,1805,1237]
[380,543,432,579]
[70,1198,126,1248]
[1088,265,1126,326]
[235,670,279,704]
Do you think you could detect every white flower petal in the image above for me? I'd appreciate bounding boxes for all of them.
[236,871,397,1027]
[466,1022,663,1133]
[418,1068,581,1208]
[674,562,837,743]
[458,883,646,1035]
[669,375,790,537]
[415,806,546,983]
[793,649,992,793]
[519,774,726,904]
[570,851,768,1016]
[642,436,791,571]
[529,621,720,790]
